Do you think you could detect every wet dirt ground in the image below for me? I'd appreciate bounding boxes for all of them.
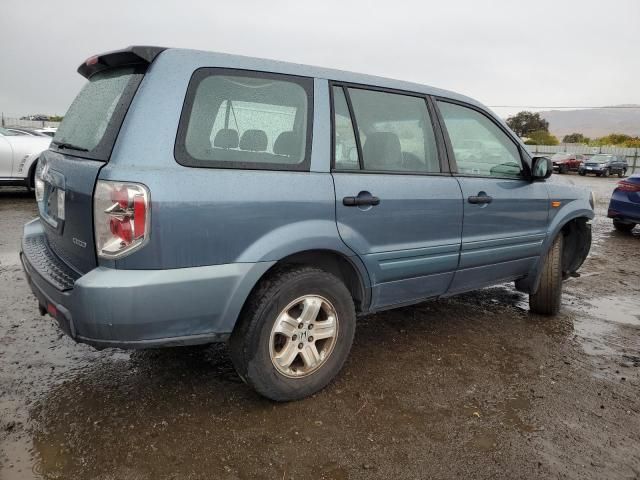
[1,174,638,479]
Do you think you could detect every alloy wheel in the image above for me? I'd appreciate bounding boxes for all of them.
[269,295,339,378]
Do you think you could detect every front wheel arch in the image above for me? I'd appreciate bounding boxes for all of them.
[516,215,592,295]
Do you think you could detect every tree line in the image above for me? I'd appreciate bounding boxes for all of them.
[505,111,640,147]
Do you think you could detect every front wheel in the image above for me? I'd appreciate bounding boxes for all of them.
[530,234,563,316]
[579,171,586,176]
[619,169,626,178]
[229,267,356,401]
[603,169,610,177]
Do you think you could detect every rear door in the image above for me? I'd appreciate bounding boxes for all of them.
[39,60,148,274]
[331,85,463,309]
[435,100,549,294]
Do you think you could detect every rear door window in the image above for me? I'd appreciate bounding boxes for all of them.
[175,70,313,171]
[52,67,144,160]
[337,88,440,173]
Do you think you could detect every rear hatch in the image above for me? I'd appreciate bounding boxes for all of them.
[37,46,164,274]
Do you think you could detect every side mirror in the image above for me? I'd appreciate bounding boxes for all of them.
[531,156,552,180]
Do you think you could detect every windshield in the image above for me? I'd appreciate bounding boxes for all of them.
[551,153,571,160]
[53,67,140,157]
[589,155,611,163]
[0,127,20,136]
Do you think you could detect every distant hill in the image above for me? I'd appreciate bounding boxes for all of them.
[539,105,640,139]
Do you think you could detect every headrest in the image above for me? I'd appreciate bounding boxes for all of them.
[239,129,268,152]
[362,132,402,170]
[273,131,300,157]
[213,129,239,148]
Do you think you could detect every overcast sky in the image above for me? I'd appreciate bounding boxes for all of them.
[1,0,638,119]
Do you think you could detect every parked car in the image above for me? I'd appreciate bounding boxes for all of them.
[551,153,585,174]
[21,46,595,401]
[578,154,628,177]
[0,127,51,190]
[34,127,57,137]
[607,173,640,232]
[5,127,50,137]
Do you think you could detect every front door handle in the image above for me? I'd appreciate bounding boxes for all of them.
[343,191,380,207]
[468,193,493,204]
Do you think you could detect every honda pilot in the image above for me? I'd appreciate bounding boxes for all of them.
[21,46,594,401]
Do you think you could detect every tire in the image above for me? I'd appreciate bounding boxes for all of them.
[229,266,356,401]
[613,220,636,233]
[619,169,626,178]
[25,159,38,194]
[559,165,567,174]
[603,169,610,178]
[579,171,586,176]
[530,234,563,316]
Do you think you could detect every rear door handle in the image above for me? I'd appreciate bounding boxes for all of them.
[468,194,493,205]
[343,192,380,207]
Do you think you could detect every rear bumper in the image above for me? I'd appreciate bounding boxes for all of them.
[608,198,640,224]
[21,218,274,349]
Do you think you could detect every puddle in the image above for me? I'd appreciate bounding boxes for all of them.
[571,296,640,358]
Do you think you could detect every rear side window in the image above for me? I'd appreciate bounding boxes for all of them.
[338,88,440,173]
[176,69,313,170]
[53,67,143,160]
[437,101,524,179]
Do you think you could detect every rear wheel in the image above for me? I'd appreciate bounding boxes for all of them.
[619,169,626,178]
[579,171,586,176]
[559,165,567,174]
[603,169,610,177]
[229,266,356,401]
[530,234,563,316]
[613,220,636,233]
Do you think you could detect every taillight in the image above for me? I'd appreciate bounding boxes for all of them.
[34,161,46,202]
[94,180,150,259]
[616,180,640,193]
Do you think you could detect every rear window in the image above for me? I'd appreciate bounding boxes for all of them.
[52,67,144,160]
[175,69,313,171]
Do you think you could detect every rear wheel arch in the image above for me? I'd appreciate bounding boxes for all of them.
[237,250,370,324]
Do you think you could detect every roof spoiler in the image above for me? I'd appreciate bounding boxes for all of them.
[77,46,167,78]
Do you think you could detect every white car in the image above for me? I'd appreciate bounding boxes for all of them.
[0,127,51,191]
[35,127,57,137]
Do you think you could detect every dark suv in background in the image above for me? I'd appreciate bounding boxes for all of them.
[579,154,628,177]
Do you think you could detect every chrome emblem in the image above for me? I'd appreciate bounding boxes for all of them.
[73,238,87,248]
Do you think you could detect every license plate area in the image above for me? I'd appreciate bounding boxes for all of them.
[39,166,66,233]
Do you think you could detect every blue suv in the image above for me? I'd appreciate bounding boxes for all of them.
[21,46,594,401]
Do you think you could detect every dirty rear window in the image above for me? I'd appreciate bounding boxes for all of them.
[52,67,144,160]
[175,69,313,171]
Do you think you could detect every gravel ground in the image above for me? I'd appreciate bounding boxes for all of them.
[0,174,638,480]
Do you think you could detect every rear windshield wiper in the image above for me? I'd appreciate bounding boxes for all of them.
[52,141,89,152]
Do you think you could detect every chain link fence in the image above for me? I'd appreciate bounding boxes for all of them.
[1,117,61,128]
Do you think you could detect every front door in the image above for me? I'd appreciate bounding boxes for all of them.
[0,136,14,178]
[435,100,550,294]
[331,85,463,309]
